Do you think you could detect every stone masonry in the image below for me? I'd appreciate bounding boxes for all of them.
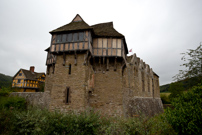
[44,14,164,117]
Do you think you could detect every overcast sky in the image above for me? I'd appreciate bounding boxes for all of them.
[0,0,202,85]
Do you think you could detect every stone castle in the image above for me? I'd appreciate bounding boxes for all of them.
[44,14,163,117]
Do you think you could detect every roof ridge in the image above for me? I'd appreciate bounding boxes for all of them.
[91,22,113,27]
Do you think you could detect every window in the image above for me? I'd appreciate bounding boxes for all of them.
[18,79,21,83]
[19,73,22,76]
[142,72,145,92]
[73,33,78,41]
[67,34,72,42]
[65,87,70,104]
[79,32,84,41]
[148,76,150,92]
[69,64,71,75]
[56,35,62,43]
[62,34,67,42]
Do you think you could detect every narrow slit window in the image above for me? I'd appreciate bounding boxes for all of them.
[69,64,71,74]
[66,87,70,103]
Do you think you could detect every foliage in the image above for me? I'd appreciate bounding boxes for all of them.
[0,109,16,135]
[161,94,171,104]
[0,96,27,110]
[0,73,12,88]
[38,82,45,92]
[0,105,177,135]
[160,84,170,92]
[165,84,202,135]
[173,44,202,81]
[0,87,18,96]
[168,82,184,100]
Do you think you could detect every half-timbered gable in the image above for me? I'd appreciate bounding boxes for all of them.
[12,66,46,92]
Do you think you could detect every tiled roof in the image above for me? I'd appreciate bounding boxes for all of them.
[14,69,45,81]
[91,22,124,37]
[50,21,92,34]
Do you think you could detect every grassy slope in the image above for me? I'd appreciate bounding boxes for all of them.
[0,73,12,88]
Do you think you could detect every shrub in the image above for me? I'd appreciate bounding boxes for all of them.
[0,109,15,135]
[168,82,184,100]
[161,94,171,104]
[165,84,202,135]
[0,96,26,110]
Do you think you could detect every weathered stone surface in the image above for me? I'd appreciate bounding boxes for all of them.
[10,92,50,109]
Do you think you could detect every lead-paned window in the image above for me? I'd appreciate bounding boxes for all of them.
[56,35,62,43]
[67,34,72,42]
[79,32,84,41]
[62,34,67,42]
[73,33,78,42]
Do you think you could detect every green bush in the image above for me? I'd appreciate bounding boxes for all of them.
[0,96,26,110]
[168,82,184,100]
[161,94,171,104]
[165,84,202,135]
[0,106,177,135]
[0,109,15,135]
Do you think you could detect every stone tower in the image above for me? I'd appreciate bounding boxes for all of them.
[45,14,163,117]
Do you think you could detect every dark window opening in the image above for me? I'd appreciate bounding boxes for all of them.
[73,33,78,42]
[62,34,67,42]
[56,35,62,43]
[66,87,70,103]
[19,73,22,76]
[18,79,21,83]
[79,32,84,41]
[69,64,71,74]
[142,72,145,92]
[67,34,72,42]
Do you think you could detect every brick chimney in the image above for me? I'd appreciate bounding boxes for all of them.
[30,66,35,73]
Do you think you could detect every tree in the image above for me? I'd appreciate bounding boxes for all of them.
[173,43,202,81]
[165,83,202,135]
[168,82,184,100]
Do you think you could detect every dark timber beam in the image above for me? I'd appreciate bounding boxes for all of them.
[103,57,105,73]
[63,53,66,66]
[83,51,89,65]
[74,51,77,65]
[114,57,117,71]
[106,57,109,71]
[99,57,101,71]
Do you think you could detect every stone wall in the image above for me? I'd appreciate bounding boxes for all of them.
[10,92,50,109]
[44,52,163,117]
[89,58,124,116]
[45,53,89,112]
[126,97,164,117]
